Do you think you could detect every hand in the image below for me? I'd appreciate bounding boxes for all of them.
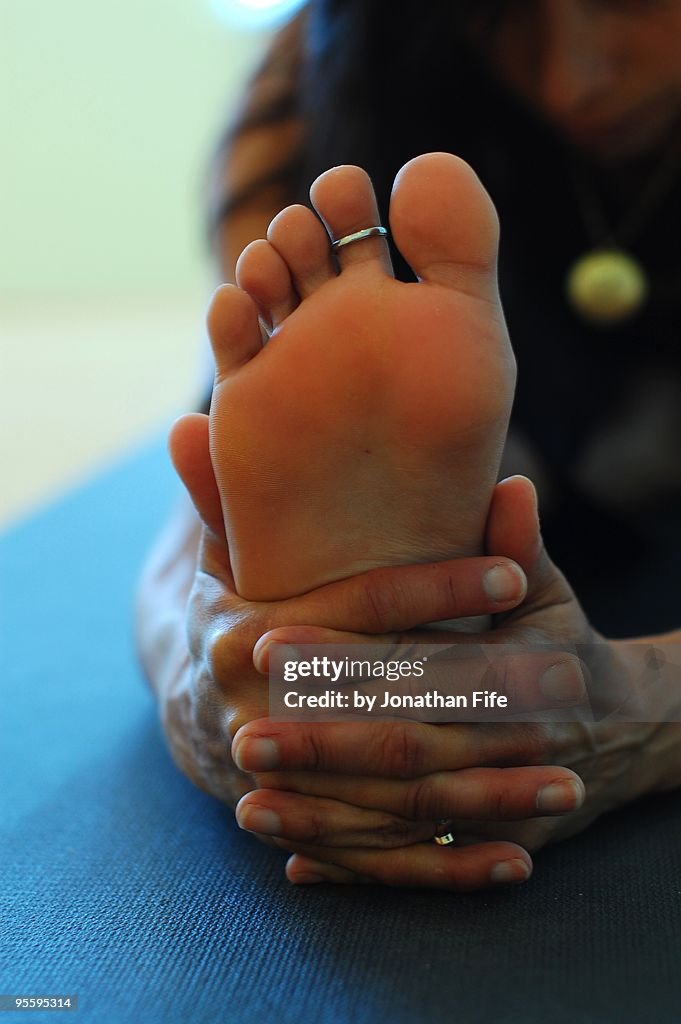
[165,415,558,891]
[232,476,672,887]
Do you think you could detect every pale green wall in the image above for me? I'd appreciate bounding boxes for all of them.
[2,0,271,303]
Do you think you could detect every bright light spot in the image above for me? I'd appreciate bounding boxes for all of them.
[211,0,306,29]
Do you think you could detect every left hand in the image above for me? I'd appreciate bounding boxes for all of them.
[232,477,669,887]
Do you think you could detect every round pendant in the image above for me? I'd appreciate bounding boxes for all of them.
[566,248,648,324]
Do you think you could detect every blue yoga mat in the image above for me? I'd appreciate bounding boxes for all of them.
[2,438,681,1024]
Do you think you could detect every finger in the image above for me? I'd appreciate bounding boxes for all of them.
[257,632,587,715]
[487,475,575,607]
[236,790,435,847]
[279,838,533,891]
[254,555,527,667]
[253,765,585,824]
[231,718,551,776]
[285,855,375,885]
[485,475,541,575]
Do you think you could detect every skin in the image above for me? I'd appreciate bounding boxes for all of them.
[138,0,681,889]
[482,0,681,165]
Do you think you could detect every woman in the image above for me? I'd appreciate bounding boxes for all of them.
[136,0,681,890]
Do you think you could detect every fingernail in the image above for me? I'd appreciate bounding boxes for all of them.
[536,779,584,814]
[291,873,326,885]
[254,638,305,675]
[232,737,279,772]
[490,859,532,884]
[252,638,272,674]
[483,563,526,604]
[539,661,585,702]
[237,806,282,835]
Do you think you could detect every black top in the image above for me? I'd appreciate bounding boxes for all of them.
[476,118,681,639]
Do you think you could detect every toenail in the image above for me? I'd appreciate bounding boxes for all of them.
[237,805,282,836]
[536,780,585,814]
[232,737,280,772]
[539,661,585,702]
[483,563,525,604]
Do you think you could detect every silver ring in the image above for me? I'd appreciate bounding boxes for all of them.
[331,226,388,252]
[433,819,456,846]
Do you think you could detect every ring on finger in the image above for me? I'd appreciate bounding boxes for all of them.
[433,819,457,846]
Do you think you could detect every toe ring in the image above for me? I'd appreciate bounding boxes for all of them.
[330,226,388,252]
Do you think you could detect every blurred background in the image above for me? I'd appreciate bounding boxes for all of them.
[1,0,303,528]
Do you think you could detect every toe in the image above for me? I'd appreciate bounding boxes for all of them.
[389,152,500,299]
[236,239,297,330]
[309,165,393,276]
[267,204,336,299]
[207,283,262,379]
[168,413,225,540]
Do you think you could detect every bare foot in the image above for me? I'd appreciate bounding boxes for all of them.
[206,153,516,600]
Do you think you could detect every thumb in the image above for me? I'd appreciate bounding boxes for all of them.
[485,475,571,605]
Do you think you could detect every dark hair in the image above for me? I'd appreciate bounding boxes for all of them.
[205,0,548,279]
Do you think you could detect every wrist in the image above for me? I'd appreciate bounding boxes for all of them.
[609,635,681,795]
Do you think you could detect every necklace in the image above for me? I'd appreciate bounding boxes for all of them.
[566,133,681,325]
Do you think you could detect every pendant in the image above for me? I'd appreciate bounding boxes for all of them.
[566,248,648,324]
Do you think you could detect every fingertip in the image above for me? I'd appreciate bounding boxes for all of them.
[496,474,538,513]
[253,627,339,674]
[482,560,527,605]
[286,854,338,885]
[252,634,273,674]
[252,632,304,674]
[536,776,585,814]
[490,857,533,885]
[286,855,372,886]
[487,474,543,572]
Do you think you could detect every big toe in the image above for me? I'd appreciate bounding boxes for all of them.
[389,152,500,298]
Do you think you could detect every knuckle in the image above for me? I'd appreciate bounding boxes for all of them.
[379,723,428,778]
[191,675,221,737]
[371,817,420,847]
[441,572,463,619]
[186,583,210,661]
[300,727,327,771]
[356,573,400,633]
[205,622,253,688]
[483,655,513,700]
[478,722,553,765]
[300,810,327,846]
[159,684,200,783]
[521,723,555,760]
[403,776,437,820]
[490,782,511,819]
